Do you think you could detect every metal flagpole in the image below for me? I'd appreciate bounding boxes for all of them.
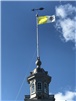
[36,12,39,58]
[32,7,44,58]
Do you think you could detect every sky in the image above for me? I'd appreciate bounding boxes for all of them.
[1,1,76,101]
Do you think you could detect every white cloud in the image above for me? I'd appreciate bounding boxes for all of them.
[58,18,75,42]
[56,6,66,18]
[55,3,76,46]
[55,91,76,101]
[56,4,76,19]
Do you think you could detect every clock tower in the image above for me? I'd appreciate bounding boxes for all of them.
[24,57,55,101]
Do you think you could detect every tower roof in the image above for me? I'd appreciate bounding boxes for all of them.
[30,57,48,75]
[32,67,46,74]
[27,57,51,84]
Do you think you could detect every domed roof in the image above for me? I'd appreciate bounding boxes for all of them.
[30,57,48,75]
[32,67,45,74]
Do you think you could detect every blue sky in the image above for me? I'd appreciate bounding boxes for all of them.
[1,1,76,101]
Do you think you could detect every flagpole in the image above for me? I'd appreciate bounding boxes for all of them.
[36,13,39,58]
[32,7,44,59]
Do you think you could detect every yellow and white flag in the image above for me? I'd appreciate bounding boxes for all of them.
[38,15,55,25]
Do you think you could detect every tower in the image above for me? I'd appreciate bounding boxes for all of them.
[24,57,55,101]
[24,8,55,101]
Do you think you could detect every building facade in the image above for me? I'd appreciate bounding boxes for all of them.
[24,57,55,101]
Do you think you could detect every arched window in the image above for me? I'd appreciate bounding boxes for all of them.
[44,82,47,93]
[37,81,42,90]
[31,82,34,93]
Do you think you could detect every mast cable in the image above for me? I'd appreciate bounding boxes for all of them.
[15,50,36,101]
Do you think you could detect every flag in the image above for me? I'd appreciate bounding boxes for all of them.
[38,15,55,25]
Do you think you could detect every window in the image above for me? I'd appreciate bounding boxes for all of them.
[37,82,42,90]
[44,82,47,93]
[31,82,34,93]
